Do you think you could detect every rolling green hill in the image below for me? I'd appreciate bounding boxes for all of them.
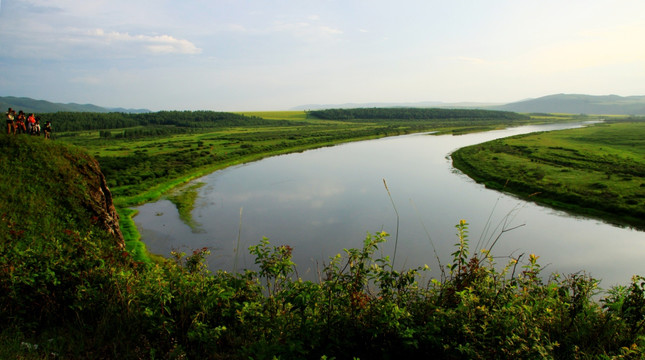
[494,94,645,115]
[0,96,150,114]
[293,94,645,114]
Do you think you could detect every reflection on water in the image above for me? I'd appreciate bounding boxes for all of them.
[134,122,644,287]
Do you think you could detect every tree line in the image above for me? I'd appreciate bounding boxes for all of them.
[309,107,529,121]
[38,111,301,132]
[37,108,530,133]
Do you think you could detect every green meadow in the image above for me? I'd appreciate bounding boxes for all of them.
[234,110,310,121]
[452,119,645,229]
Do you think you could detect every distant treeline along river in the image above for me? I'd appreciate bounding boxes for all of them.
[134,122,644,287]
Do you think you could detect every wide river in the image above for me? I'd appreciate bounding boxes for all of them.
[134,122,645,288]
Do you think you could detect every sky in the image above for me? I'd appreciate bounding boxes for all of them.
[0,0,644,111]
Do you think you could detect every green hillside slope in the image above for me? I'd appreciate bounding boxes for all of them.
[0,135,125,245]
[0,135,137,355]
[0,96,150,114]
[496,94,645,114]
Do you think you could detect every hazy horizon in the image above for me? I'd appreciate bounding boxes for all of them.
[1,0,644,111]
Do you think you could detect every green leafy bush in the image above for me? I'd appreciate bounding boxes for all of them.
[3,223,645,359]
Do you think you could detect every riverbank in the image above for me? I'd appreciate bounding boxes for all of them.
[131,120,645,290]
[451,120,645,230]
[50,110,589,263]
[112,129,402,262]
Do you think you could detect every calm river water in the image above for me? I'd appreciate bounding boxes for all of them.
[134,122,645,287]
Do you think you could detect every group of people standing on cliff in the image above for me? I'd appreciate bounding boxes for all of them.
[5,108,51,138]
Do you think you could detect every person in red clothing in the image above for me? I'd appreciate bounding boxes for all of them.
[27,113,36,134]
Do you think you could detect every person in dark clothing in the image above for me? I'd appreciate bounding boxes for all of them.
[16,111,26,134]
[44,121,52,139]
[5,108,14,134]
[33,118,41,136]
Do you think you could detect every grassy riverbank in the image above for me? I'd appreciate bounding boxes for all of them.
[52,109,583,260]
[452,119,645,229]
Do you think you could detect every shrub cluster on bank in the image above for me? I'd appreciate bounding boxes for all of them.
[3,221,645,359]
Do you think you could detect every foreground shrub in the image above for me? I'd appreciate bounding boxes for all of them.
[2,221,645,359]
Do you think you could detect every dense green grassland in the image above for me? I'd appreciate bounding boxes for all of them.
[452,119,645,229]
[235,110,311,121]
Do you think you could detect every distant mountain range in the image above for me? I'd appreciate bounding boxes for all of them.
[294,94,645,115]
[0,96,150,114]
[3,94,645,115]
[493,94,645,115]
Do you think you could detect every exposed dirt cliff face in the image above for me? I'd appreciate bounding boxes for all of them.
[73,153,125,249]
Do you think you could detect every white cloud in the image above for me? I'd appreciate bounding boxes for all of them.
[272,21,311,32]
[3,26,202,59]
[143,34,201,55]
[83,29,201,55]
[320,26,342,36]
[0,1,201,60]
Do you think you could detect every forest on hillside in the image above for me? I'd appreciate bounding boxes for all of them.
[37,111,300,132]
